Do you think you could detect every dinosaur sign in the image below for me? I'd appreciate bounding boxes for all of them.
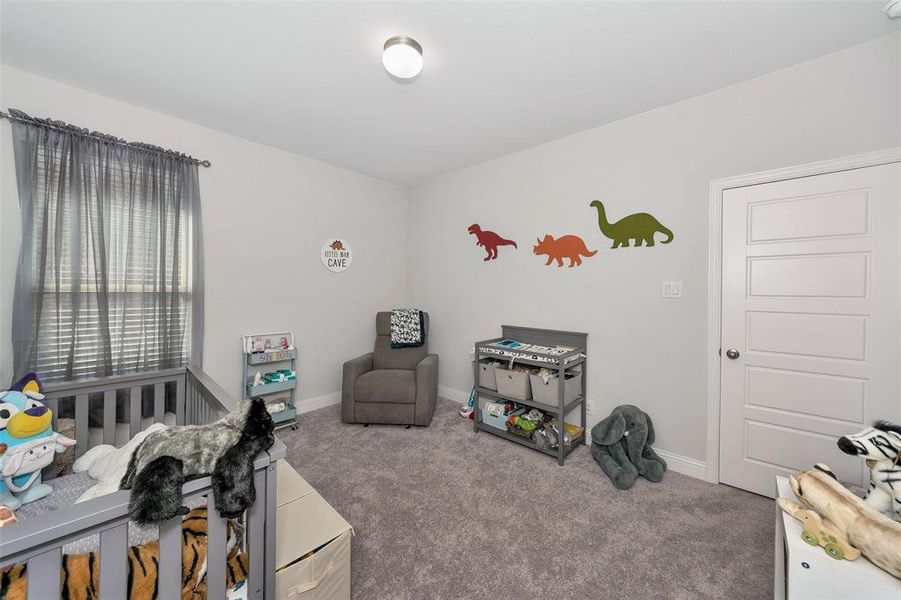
[467,224,517,261]
[589,200,673,248]
[533,234,597,268]
[320,238,353,272]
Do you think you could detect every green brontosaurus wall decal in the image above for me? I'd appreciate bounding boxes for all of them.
[590,200,674,249]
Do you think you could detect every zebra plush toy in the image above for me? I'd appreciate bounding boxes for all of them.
[837,421,901,521]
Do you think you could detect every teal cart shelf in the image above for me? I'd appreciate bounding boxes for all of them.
[270,406,297,429]
[246,379,296,397]
[248,348,297,365]
[242,331,298,431]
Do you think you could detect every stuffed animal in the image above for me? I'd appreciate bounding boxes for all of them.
[590,405,666,490]
[0,373,76,509]
[0,505,249,600]
[784,464,901,578]
[72,422,167,503]
[120,397,274,525]
[837,421,901,520]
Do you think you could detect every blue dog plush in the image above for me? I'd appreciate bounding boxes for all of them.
[0,373,75,509]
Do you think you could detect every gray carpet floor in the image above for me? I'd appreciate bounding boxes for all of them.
[280,399,774,599]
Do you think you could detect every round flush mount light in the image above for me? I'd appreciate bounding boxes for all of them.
[382,36,423,79]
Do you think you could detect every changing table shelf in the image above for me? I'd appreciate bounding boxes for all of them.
[475,420,584,459]
[474,385,584,416]
[473,325,588,466]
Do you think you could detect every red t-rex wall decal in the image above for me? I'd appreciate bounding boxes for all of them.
[467,224,517,261]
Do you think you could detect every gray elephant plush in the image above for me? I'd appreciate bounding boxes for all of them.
[590,405,666,490]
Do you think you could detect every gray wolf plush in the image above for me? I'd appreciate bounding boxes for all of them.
[837,421,901,520]
[120,398,274,525]
[590,404,666,490]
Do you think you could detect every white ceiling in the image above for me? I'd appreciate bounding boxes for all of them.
[2,1,898,184]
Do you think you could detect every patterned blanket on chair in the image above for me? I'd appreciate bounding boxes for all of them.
[390,309,425,348]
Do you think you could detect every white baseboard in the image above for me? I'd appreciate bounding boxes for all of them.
[654,449,707,481]
[438,384,471,404]
[296,391,341,413]
[442,383,707,481]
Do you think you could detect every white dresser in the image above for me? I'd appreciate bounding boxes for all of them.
[774,476,900,599]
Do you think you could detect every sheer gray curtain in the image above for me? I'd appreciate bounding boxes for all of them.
[9,109,204,382]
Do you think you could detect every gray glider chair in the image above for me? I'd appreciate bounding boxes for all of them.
[342,312,438,426]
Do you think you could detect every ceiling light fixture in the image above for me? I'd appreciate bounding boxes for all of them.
[886,0,901,18]
[382,36,423,79]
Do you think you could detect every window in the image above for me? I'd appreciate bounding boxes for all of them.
[14,127,199,382]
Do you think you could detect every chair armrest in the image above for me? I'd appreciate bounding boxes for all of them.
[414,354,439,426]
[342,353,373,423]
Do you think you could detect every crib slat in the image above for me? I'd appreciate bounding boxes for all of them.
[27,547,61,598]
[103,390,116,445]
[207,494,228,600]
[159,514,182,598]
[175,375,185,425]
[154,383,165,424]
[75,394,88,458]
[264,462,277,595]
[46,396,59,431]
[247,468,267,599]
[43,397,59,481]
[130,386,142,439]
[100,523,128,598]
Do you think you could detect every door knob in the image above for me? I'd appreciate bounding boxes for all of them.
[725,349,740,360]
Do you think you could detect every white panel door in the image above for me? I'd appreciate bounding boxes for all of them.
[720,163,900,497]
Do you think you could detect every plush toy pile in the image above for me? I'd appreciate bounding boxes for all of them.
[121,397,274,525]
[0,374,75,510]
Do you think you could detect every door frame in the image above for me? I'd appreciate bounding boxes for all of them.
[704,147,901,484]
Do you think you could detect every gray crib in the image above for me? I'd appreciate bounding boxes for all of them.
[0,365,285,599]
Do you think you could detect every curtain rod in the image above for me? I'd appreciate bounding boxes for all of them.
[0,109,211,168]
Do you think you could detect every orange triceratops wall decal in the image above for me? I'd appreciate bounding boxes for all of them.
[533,234,597,268]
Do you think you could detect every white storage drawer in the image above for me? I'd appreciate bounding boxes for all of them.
[275,460,352,600]
[277,529,351,600]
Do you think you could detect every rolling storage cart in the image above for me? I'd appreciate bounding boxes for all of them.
[473,325,588,465]
[243,331,299,431]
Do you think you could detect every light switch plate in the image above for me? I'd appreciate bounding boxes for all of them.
[662,281,682,298]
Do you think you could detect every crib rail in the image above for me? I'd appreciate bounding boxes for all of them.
[41,367,187,477]
[0,365,285,600]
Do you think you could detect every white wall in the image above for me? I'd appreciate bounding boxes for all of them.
[2,33,899,464]
[0,66,408,402]
[406,33,901,463]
